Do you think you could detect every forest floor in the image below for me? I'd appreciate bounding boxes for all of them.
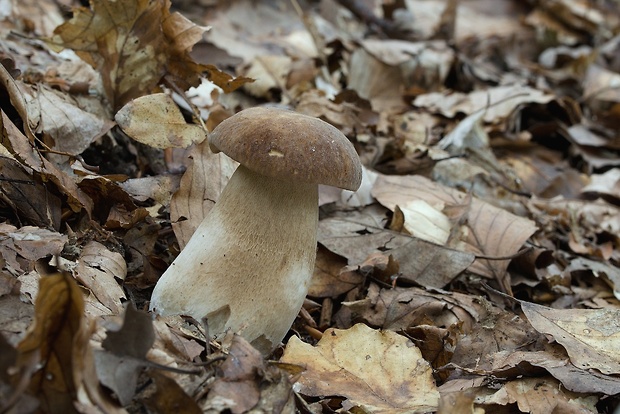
[0,0,619,413]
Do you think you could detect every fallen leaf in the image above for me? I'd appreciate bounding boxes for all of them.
[49,0,250,110]
[0,224,67,275]
[521,302,620,375]
[143,370,201,414]
[115,93,206,149]
[318,206,475,288]
[95,304,155,406]
[308,245,364,298]
[372,174,537,290]
[9,272,121,413]
[479,376,598,414]
[169,140,238,249]
[74,241,127,315]
[281,323,439,413]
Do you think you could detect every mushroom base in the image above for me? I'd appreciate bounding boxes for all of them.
[149,164,319,354]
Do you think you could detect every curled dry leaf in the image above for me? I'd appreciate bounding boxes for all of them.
[8,272,121,413]
[169,139,238,249]
[281,323,439,413]
[115,93,206,149]
[478,376,598,414]
[75,241,127,315]
[0,224,67,275]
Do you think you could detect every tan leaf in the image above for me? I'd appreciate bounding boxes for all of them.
[480,377,598,414]
[115,93,206,149]
[75,241,127,315]
[170,140,238,249]
[318,206,474,288]
[10,272,122,413]
[281,323,439,413]
[372,174,537,289]
[521,302,620,375]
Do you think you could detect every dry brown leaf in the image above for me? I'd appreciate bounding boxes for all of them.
[23,84,114,155]
[479,376,598,414]
[8,272,122,413]
[489,344,620,395]
[0,224,67,276]
[204,335,294,413]
[282,323,439,413]
[318,206,474,288]
[143,370,201,414]
[413,85,554,123]
[581,168,620,203]
[372,174,538,289]
[170,140,238,249]
[95,304,155,406]
[343,283,480,333]
[74,241,126,315]
[49,0,251,110]
[115,93,206,149]
[308,245,363,298]
[521,301,620,375]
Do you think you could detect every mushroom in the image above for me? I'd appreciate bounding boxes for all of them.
[150,107,362,354]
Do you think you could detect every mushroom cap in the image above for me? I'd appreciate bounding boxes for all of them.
[209,107,362,191]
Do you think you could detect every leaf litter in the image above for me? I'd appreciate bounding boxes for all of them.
[0,0,619,412]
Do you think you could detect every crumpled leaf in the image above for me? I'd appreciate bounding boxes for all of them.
[281,323,439,413]
[95,304,155,406]
[115,93,206,149]
[23,84,114,155]
[49,0,251,110]
[478,376,598,414]
[521,301,620,375]
[308,245,364,298]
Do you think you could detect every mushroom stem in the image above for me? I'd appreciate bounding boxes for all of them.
[150,164,318,353]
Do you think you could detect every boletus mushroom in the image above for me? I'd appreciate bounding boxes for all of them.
[150,107,362,354]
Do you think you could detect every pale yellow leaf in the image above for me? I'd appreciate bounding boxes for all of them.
[115,93,206,149]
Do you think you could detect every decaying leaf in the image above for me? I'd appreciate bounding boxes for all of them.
[143,370,201,414]
[281,323,439,413]
[0,224,67,275]
[318,206,475,288]
[204,335,295,413]
[74,241,127,315]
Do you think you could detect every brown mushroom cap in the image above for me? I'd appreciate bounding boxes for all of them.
[209,107,362,191]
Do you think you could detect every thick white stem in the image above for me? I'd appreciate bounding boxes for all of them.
[150,164,318,353]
